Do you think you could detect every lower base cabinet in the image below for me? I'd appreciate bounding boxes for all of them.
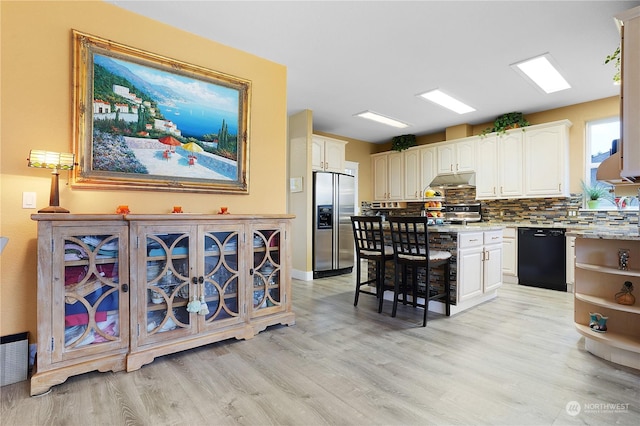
[457,230,503,303]
[30,214,295,396]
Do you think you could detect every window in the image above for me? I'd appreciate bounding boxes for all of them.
[586,117,619,186]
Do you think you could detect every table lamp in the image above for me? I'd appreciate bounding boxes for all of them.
[27,150,75,213]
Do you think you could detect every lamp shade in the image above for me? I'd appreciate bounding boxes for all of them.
[28,150,75,170]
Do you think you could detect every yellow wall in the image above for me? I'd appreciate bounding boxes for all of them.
[0,1,287,339]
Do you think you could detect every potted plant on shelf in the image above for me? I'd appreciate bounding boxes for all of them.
[581,180,613,209]
[391,134,416,152]
[480,112,530,136]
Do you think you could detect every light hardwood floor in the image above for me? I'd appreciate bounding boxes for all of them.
[2,277,639,426]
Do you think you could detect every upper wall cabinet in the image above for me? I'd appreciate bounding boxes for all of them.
[372,151,403,201]
[436,138,476,175]
[476,132,524,199]
[619,7,640,179]
[312,135,347,173]
[523,121,571,198]
[476,120,571,200]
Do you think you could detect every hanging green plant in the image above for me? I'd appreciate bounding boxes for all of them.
[604,45,621,84]
[391,134,417,152]
[480,112,530,136]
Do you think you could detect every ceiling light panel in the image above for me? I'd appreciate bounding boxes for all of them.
[355,111,409,128]
[511,53,571,94]
[417,90,476,114]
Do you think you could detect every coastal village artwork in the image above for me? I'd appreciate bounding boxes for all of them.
[72,31,250,193]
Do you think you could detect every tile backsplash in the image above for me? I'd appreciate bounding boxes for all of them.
[364,187,639,228]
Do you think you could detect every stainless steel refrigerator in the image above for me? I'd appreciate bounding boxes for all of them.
[313,171,355,278]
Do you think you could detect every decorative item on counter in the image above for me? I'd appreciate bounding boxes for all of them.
[618,249,630,270]
[615,281,635,305]
[581,180,614,209]
[218,206,229,214]
[116,205,130,214]
[589,312,608,333]
[186,296,201,313]
[172,206,183,214]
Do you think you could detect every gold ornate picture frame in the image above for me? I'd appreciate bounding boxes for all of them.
[72,30,250,194]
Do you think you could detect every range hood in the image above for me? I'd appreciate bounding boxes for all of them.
[596,152,637,184]
[429,172,476,188]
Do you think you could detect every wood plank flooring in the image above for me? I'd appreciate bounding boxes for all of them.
[2,277,639,425]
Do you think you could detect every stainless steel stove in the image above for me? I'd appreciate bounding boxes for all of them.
[444,203,482,224]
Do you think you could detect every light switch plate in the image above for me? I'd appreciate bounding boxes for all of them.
[22,192,36,209]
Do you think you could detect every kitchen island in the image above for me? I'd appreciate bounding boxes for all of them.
[569,228,640,370]
[371,222,504,316]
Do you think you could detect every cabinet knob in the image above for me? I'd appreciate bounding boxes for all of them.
[192,276,198,284]
[249,268,254,275]
[121,283,129,293]
[198,276,204,284]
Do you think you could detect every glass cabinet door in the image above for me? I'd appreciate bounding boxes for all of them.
[251,224,286,316]
[53,226,129,362]
[200,226,243,329]
[139,228,193,344]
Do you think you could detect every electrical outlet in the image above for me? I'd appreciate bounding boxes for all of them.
[22,192,36,209]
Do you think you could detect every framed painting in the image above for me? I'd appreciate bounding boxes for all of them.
[71,30,250,193]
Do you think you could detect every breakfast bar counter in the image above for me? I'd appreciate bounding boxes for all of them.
[372,222,505,316]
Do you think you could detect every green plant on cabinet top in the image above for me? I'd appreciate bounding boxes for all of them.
[481,112,530,136]
[391,134,416,152]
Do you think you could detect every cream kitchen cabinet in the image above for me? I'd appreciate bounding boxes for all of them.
[436,138,475,175]
[476,132,524,200]
[457,230,503,303]
[30,215,130,396]
[403,147,421,200]
[523,121,571,198]
[372,151,403,201]
[403,146,437,201]
[502,226,518,282]
[31,214,295,395]
[311,135,347,173]
[618,6,640,179]
[476,120,571,200]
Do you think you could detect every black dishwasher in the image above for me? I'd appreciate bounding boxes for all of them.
[518,227,566,292]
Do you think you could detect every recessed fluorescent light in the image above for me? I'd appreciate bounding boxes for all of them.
[417,90,475,114]
[355,111,409,128]
[511,53,571,94]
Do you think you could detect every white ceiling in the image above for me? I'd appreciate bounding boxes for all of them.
[106,0,640,143]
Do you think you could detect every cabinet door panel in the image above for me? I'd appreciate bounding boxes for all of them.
[53,226,129,363]
[456,140,476,172]
[200,225,244,329]
[499,133,524,197]
[136,227,195,346]
[250,223,288,317]
[476,136,498,198]
[458,248,483,302]
[404,149,420,200]
[324,140,346,172]
[524,126,566,196]
[484,245,503,292]
[387,152,404,200]
[372,154,388,200]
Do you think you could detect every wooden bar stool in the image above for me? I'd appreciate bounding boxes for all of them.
[387,216,451,326]
[350,216,394,313]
